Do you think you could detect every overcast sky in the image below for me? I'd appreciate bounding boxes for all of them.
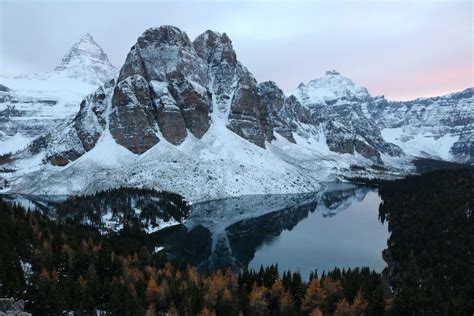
[0,0,472,100]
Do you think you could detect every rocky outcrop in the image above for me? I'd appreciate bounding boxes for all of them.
[113,26,213,146]
[451,133,473,163]
[194,30,273,148]
[108,26,275,149]
[110,76,159,153]
[38,80,115,166]
[227,81,270,147]
[193,31,237,117]
[167,75,212,139]
[257,81,312,143]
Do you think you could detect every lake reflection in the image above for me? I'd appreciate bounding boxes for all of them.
[249,191,387,278]
[157,183,388,279]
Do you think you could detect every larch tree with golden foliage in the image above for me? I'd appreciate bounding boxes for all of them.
[302,277,327,313]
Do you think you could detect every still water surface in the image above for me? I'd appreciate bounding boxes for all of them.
[249,191,387,278]
[158,183,389,279]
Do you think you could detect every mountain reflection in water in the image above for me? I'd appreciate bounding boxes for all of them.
[157,183,388,278]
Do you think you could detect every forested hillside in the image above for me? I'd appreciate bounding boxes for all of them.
[55,187,190,233]
[379,168,474,314]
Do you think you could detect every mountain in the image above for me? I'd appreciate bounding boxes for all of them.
[292,69,370,104]
[1,26,471,201]
[290,70,403,162]
[367,88,473,164]
[291,72,473,164]
[53,33,117,85]
[0,34,117,154]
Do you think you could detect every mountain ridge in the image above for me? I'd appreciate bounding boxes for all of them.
[1,25,472,201]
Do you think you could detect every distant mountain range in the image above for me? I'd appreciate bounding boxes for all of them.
[0,26,472,201]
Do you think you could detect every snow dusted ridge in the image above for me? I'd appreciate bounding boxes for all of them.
[369,88,473,163]
[0,26,472,202]
[290,71,473,164]
[0,34,116,154]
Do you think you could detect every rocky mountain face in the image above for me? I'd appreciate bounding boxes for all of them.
[0,34,116,155]
[291,70,403,162]
[33,79,116,166]
[34,26,403,165]
[1,25,471,201]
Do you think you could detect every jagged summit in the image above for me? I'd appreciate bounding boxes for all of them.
[293,70,370,105]
[54,33,117,85]
[118,25,205,84]
[135,26,193,49]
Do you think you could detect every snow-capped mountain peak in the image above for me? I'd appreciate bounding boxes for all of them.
[0,33,117,155]
[293,70,370,105]
[54,33,117,85]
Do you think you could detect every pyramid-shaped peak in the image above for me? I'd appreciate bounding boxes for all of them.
[54,33,117,85]
[69,33,105,55]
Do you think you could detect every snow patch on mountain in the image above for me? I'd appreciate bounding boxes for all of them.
[67,130,138,169]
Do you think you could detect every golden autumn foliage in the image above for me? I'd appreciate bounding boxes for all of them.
[302,278,327,313]
[333,292,368,316]
[310,307,324,316]
[248,285,268,316]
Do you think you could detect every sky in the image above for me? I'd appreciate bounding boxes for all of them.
[0,0,472,100]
